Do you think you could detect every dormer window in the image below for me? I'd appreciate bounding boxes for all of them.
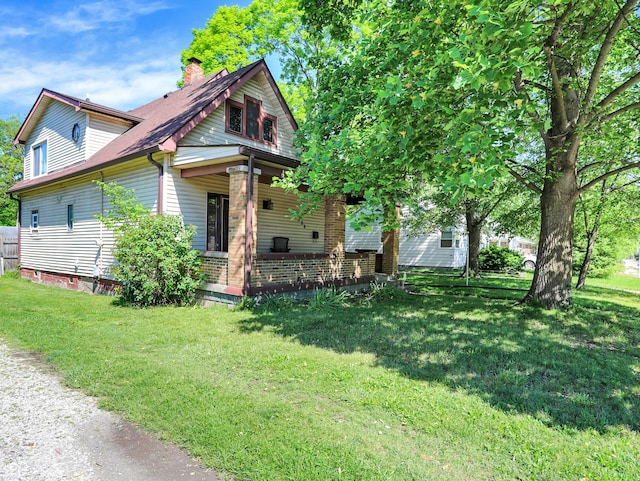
[226,96,277,145]
[33,141,48,177]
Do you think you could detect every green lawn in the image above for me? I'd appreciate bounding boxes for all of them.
[0,274,639,480]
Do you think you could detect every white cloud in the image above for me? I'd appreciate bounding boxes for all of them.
[0,49,182,114]
[0,0,194,117]
[0,26,32,42]
[48,1,172,34]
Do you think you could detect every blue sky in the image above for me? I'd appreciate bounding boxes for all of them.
[0,0,250,119]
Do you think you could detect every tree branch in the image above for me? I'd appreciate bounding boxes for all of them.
[587,71,640,126]
[544,46,569,130]
[506,165,543,195]
[579,161,640,194]
[543,3,574,49]
[596,101,640,125]
[584,0,639,109]
[577,161,605,176]
[506,158,540,176]
[609,177,640,193]
[579,193,589,231]
[524,79,551,92]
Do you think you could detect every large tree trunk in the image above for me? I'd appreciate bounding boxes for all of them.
[524,148,579,308]
[523,42,582,309]
[465,204,482,278]
[576,227,597,290]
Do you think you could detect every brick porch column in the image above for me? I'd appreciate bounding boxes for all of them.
[324,195,346,255]
[380,205,400,276]
[226,165,259,292]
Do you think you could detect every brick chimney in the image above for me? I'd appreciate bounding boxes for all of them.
[184,57,204,85]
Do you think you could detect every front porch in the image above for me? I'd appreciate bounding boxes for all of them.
[173,146,398,301]
[200,250,377,299]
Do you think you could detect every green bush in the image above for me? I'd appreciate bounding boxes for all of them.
[96,181,203,307]
[112,214,203,306]
[478,245,523,272]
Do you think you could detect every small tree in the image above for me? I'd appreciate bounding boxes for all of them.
[1,116,24,226]
[96,181,203,306]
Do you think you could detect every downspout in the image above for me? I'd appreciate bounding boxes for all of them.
[244,154,255,296]
[96,172,104,278]
[147,153,163,213]
[9,193,20,267]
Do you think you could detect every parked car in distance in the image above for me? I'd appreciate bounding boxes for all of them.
[523,254,537,270]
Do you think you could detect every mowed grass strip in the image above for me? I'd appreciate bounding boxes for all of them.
[0,275,639,480]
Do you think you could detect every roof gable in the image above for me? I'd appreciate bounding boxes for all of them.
[14,89,143,145]
[9,60,298,194]
[83,60,297,164]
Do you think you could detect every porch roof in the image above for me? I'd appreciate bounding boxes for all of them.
[176,145,299,181]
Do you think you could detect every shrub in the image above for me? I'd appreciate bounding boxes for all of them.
[96,181,203,306]
[112,214,203,306]
[478,245,523,272]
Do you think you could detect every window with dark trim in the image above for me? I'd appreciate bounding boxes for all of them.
[246,99,260,139]
[225,96,277,145]
[67,204,74,231]
[263,116,275,143]
[207,193,229,252]
[228,103,243,134]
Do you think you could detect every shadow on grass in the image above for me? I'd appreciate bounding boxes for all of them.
[241,289,640,433]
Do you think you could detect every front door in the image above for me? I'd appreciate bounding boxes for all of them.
[207,193,229,251]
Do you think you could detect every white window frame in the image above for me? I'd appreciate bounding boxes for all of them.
[31,210,39,232]
[32,140,48,177]
[440,228,454,248]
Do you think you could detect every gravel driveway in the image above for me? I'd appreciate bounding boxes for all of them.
[0,342,221,481]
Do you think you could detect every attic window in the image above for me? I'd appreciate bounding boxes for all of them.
[226,96,277,145]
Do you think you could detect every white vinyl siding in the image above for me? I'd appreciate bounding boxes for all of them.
[256,185,324,253]
[178,74,297,160]
[164,167,323,253]
[23,101,86,181]
[400,232,467,268]
[86,114,131,158]
[346,224,468,268]
[19,158,158,279]
[345,224,383,253]
[164,168,230,250]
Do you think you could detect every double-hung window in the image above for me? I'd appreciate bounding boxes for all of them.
[226,96,277,145]
[33,141,48,177]
[440,228,454,248]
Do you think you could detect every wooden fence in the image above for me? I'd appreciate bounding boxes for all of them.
[0,233,18,275]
